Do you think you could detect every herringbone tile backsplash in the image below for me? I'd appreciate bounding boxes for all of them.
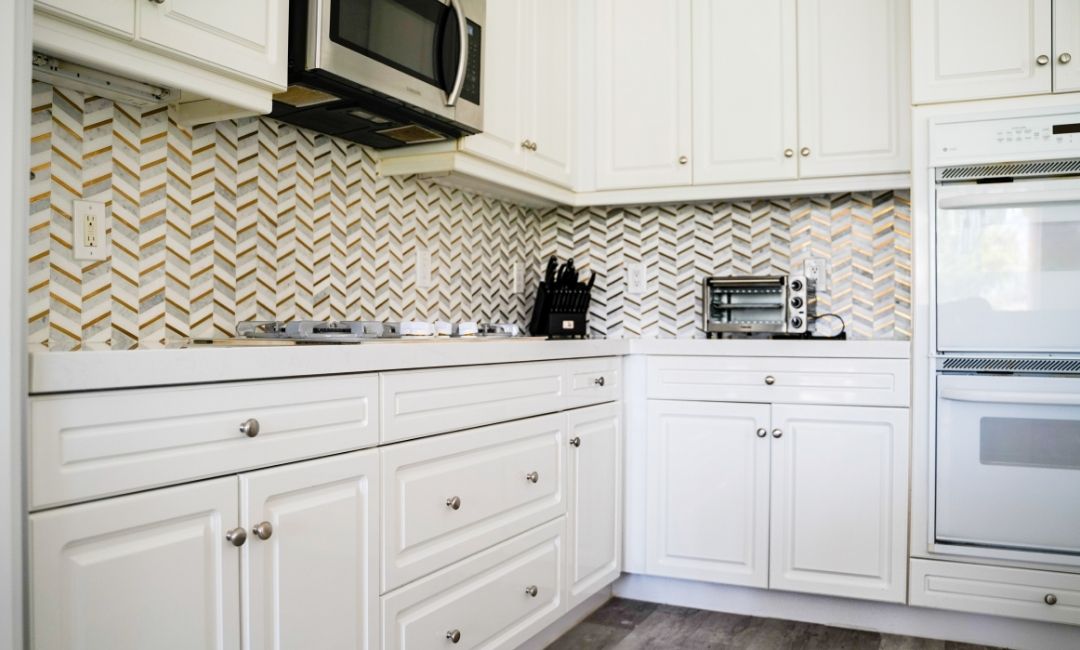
[27,82,910,349]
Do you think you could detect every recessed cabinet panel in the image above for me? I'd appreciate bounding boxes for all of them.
[30,477,240,650]
[1054,0,1080,92]
[912,0,1052,103]
[797,0,910,176]
[36,0,134,36]
[645,400,770,587]
[691,0,797,184]
[524,0,575,185]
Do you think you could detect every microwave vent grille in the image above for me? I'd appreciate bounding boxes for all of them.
[942,357,1080,375]
[937,158,1080,182]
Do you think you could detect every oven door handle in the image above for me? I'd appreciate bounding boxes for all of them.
[941,388,1080,406]
[939,188,1080,209]
[444,0,468,106]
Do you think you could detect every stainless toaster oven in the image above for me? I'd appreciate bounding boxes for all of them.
[703,275,810,336]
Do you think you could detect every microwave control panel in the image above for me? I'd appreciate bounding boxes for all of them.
[930,109,1080,167]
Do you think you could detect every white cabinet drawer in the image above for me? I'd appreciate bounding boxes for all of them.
[382,519,565,650]
[645,356,909,407]
[564,357,620,409]
[381,413,566,591]
[909,559,1080,625]
[30,375,378,509]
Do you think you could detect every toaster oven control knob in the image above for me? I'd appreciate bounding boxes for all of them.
[790,296,803,309]
[1045,593,1058,605]
[790,279,804,292]
[790,316,804,329]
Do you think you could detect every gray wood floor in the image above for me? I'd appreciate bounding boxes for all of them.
[546,598,1003,650]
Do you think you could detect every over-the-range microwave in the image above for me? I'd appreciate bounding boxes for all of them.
[272,0,484,148]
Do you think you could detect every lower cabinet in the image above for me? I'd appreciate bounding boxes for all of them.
[30,449,380,650]
[645,400,909,603]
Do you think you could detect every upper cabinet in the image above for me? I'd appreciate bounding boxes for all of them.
[1054,0,1080,92]
[912,0,1054,103]
[594,0,693,189]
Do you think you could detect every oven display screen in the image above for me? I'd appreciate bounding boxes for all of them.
[1051,122,1080,134]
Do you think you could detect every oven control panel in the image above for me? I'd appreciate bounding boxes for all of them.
[930,109,1080,166]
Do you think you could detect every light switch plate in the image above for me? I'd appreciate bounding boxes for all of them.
[512,262,524,294]
[73,200,109,261]
[627,263,646,295]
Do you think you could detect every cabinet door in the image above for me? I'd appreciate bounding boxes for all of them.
[522,0,576,186]
[769,404,909,603]
[911,0,1052,103]
[1054,0,1080,92]
[35,0,134,37]
[797,0,910,177]
[595,0,692,189]
[30,477,240,650]
[242,450,379,650]
[691,0,797,184]
[566,403,622,609]
[137,0,286,86]
[645,400,770,588]
[460,0,527,169]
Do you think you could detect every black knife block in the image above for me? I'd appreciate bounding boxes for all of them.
[529,283,591,338]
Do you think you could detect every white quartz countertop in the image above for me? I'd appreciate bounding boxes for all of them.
[29,337,910,394]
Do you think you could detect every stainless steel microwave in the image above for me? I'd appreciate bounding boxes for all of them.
[272,0,484,148]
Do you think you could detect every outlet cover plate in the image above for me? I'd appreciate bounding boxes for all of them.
[804,257,828,291]
[415,248,433,289]
[74,200,108,261]
[627,263,646,295]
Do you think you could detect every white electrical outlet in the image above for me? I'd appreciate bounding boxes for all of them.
[804,257,829,291]
[627,263,646,295]
[415,248,433,289]
[74,200,109,261]
[512,262,524,294]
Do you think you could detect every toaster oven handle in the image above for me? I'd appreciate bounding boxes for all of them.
[940,388,1080,406]
[445,0,468,106]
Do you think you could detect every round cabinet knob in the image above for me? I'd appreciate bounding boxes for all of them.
[225,527,247,547]
[149,0,165,4]
[784,148,794,158]
[569,436,581,448]
[446,496,462,510]
[1037,54,1051,65]
[252,521,273,540]
[756,428,767,438]
[525,585,539,598]
[678,156,689,165]
[521,139,531,150]
[1045,593,1058,606]
[531,142,539,152]
[1060,53,1073,64]
[771,428,783,439]
[764,375,776,385]
[446,629,462,644]
[800,147,811,157]
[525,471,540,484]
[239,418,260,438]
[594,376,606,387]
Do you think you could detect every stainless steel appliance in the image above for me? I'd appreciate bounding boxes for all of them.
[273,0,484,148]
[929,108,1080,563]
[191,319,522,344]
[702,275,810,336]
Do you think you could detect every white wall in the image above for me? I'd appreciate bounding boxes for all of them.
[1,0,31,648]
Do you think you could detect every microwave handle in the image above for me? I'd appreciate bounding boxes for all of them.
[941,388,1080,406]
[939,188,1080,210]
[445,0,468,106]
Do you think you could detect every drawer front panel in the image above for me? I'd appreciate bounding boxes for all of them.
[381,413,566,591]
[564,357,620,409]
[380,362,566,443]
[910,559,1080,625]
[382,519,565,650]
[646,356,909,407]
[30,375,378,509]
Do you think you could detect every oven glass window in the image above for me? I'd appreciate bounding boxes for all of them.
[331,0,444,84]
[980,416,1080,470]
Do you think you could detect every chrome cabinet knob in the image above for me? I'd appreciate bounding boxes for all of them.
[531,141,538,152]
[800,147,810,157]
[569,436,581,448]
[756,428,767,438]
[525,471,540,483]
[446,496,462,510]
[764,375,775,385]
[784,148,794,158]
[253,521,273,540]
[1060,53,1072,64]
[1037,54,1050,65]
[240,418,260,437]
[149,0,165,4]
[771,428,783,439]
[594,376,606,387]
[1045,593,1058,605]
[525,585,539,597]
[678,155,689,165]
[521,139,531,149]
[226,527,247,547]
[446,629,462,644]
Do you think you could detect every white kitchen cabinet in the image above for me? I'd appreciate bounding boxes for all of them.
[566,403,622,608]
[36,0,134,36]
[594,0,692,189]
[243,450,379,650]
[797,0,910,177]
[691,0,798,184]
[769,404,909,603]
[912,0,1053,103]
[1054,0,1080,92]
[30,477,241,650]
[645,400,771,588]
